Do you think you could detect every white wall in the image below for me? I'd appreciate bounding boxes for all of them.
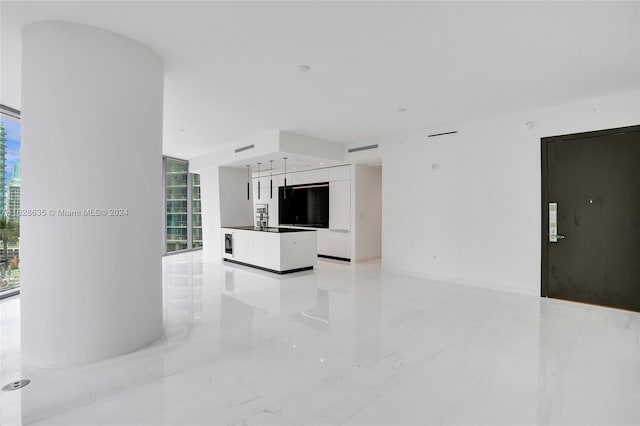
[219,167,254,227]
[381,89,640,296]
[200,166,254,259]
[21,21,164,367]
[353,164,382,262]
[200,166,221,258]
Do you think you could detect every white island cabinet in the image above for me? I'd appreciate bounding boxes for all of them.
[222,226,317,274]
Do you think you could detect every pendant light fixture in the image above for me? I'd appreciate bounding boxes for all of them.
[246,165,251,200]
[257,162,261,200]
[283,157,288,200]
[269,160,274,199]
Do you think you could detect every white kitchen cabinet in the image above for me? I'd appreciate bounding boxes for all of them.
[221,227,318,273]
[329,180,351,231]
[300,168,330,184]
[327,230,351,259]
[247,164,354,262]
[284,170,302,186]
[317,229,330,255]
[317,228,351,260]
[329,165,350,181]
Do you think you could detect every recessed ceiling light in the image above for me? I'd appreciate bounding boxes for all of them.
[397,108,407,113]
[292,166,297,170]
[320,162,324,165]
[299,65,311,72]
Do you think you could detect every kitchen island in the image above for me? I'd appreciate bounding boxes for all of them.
[221,226,318,274]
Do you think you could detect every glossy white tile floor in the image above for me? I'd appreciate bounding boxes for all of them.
[1,252,640,425]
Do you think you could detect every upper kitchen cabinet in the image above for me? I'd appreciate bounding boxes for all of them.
[286,167,330,186]
[329,165,350,181]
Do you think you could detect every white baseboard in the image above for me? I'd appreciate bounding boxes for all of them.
[381,266,539,298]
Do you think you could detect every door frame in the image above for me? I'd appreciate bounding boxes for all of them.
[540,124,640,298]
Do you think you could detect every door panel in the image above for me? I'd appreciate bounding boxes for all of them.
[543,126,640,311]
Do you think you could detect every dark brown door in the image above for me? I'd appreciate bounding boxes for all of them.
[542,125,640,312]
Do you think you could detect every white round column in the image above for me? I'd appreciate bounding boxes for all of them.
[20,22,164,367]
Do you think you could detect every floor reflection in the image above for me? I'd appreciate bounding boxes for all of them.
[221,264,318,317]
[162,253,203,339]
[1,252,640,425]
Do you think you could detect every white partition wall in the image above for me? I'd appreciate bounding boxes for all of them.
[20,22,164,367]
[200,166,254,259]
[200,167,222,259]
[219,167,254,228]
[353,164,382,262]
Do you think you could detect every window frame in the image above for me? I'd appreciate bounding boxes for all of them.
[162,156,202,255]
[0,104,21,300]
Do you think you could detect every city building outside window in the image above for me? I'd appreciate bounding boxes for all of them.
[164,157,202,253]
[0,105,21,299]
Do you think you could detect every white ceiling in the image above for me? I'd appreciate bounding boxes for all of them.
[1,1,638,160]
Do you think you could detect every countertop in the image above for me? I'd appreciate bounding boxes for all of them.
[222,226,317,233]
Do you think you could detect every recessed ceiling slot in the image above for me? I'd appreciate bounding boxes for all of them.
[427,131,458,138]
[234,144,255,153]
[348,144,378,153]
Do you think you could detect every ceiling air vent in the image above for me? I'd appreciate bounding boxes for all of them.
[348,144,378,153]
[234,144,255,153]
[427,131,457,138]
[0,104,20,119]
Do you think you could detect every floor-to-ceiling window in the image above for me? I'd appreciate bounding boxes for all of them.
[192,174,202,248]
[0,105,21,299]
[165,158,189,252]
[163,156,202,254]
